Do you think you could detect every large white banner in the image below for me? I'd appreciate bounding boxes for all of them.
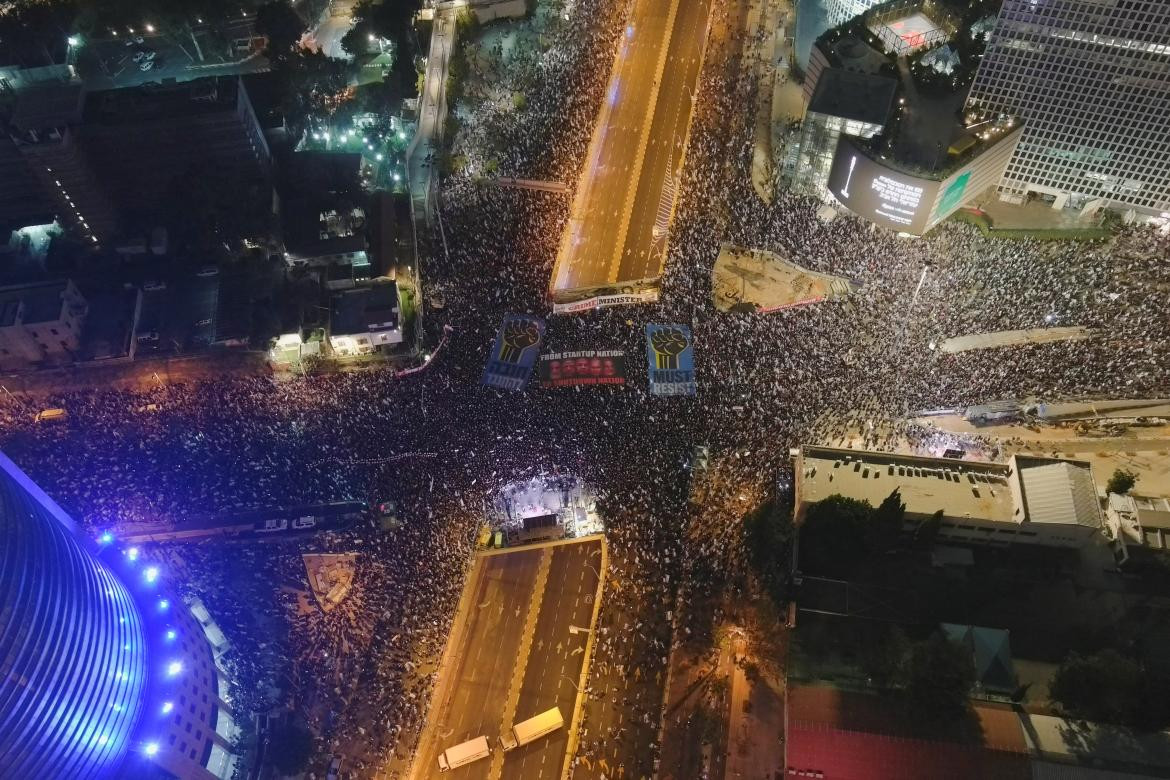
[551,290,659,315]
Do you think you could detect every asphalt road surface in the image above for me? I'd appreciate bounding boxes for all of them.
[311,0,360,60]
[409,538,602,780]
[550,0,712,297]
[500,541,600,780]
[615,0,711,285]
[76,19,266,90]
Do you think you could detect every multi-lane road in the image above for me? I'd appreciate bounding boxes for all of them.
[550,0,713,299]
[407,537,603,780]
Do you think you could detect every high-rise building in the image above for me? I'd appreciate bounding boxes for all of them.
[825,0,885,29]
[966,0,1170,218]
[0,450,240,779]
[0,73,272,245]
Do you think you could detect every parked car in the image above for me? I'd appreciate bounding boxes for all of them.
[143,280,166,291]
[139,60,154,71]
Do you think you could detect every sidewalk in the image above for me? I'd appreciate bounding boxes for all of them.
[749,0,783,203]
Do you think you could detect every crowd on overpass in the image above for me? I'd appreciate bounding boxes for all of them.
[0,0,1168,776]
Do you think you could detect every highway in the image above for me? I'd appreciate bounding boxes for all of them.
[499,541,599,780]
[407,538,603,780]
[550,0,712,298]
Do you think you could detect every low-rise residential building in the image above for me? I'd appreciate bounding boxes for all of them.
[1110,492,1170,552]
[0,279,87,370]
[328,281,401,356]
[794,446,1105,548]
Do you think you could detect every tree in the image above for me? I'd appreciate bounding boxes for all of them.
[744,497,794,603]
[272,49,351,135]
[0,0,78,67]
[905,632,974,721]
[859,625,910,688]
[913,509,944,549]
[1048,650,1170,730]
[267,721,313,774]
[798,495,878,578]
[1050,650,1142,725]
[868,489,906,553]
[1107,469,1138,496]
[340,0,422,98]
[254,0,304,63]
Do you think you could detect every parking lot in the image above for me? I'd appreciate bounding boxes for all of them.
[75,20,268,90]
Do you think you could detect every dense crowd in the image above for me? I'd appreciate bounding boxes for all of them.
[1,0,1168,776]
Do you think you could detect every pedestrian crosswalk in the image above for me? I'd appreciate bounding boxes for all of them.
[652,167,679,241]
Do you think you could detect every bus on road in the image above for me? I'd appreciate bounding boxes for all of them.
[500,707,564,751]
[437,735,490,772]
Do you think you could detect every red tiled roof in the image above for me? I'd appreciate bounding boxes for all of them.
[787,684,1031,780]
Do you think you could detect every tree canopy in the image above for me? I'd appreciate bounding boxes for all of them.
[744,496,794,603]
[1107,469,1138,496]
[342,0,422,98]
[1050,650,1170,730]
[798,492,906,578]
[267,721,313,774]
[254,0,304,63]
[905,631,974,721]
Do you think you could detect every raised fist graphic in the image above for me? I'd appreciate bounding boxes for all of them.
[651,328,688,370]
[499,319,539,363]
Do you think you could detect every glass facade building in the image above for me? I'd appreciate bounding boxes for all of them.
[966,0,1170,217]
[0,450,240,780]
[0,451,148,779]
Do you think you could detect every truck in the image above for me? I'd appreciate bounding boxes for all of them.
[34,408,67,424]
[499,707,564,752]
[437,735,490,772]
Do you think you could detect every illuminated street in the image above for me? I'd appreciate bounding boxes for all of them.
[2,0,1170,779]
[550,0,712,298]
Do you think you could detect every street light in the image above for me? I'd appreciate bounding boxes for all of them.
[67,35,80,47]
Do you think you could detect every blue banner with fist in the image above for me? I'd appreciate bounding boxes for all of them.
[482,314,546,390]
[645,324,697,396]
